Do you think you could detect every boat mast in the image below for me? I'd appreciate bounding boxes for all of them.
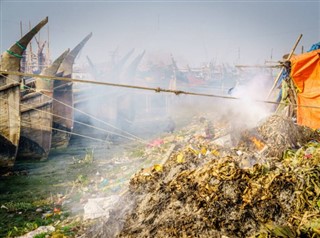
[28,21,34,74]
[47,25,51,65]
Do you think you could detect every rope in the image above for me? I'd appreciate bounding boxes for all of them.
[37,86,147,143]
[67,95,146,143]
[0,94,145,144]
[18,97,149,144]
[21,119,111,145]
[0,95,113,145]
[1,73,147,143]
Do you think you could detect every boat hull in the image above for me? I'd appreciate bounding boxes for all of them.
[51,33,92,149]
[18,49,70,158]
[0,17,48,168]
[51,82,73,149]
[0,82,20,167]
[17,92,52,160]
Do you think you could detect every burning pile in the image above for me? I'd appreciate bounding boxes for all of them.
[85,115,320,238]
[256,115,317,157]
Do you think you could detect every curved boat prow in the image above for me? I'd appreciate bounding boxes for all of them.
[112,48,135,80]
[52,33,92,149]
[0,17,48,169]
[35,49,70,93]
[57,32,93,78]
[125,50,146,80]
[0,17,48,73]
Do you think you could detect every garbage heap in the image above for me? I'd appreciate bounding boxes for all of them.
[88,115,320,238]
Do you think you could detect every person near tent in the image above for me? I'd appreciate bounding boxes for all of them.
[275,55,292,109]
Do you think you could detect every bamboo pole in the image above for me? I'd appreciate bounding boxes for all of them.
[266,34,303,100]
[3,70,320,110]
[235,64,281,69]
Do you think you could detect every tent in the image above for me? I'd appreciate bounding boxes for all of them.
[290,49,320,129]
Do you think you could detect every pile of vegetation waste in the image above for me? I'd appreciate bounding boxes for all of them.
[85,115,320,238]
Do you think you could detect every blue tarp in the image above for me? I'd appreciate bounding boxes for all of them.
[308,42,320,52]
[275,41,319,102]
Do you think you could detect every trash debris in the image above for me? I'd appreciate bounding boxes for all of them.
[148,139,164,147]
[35,208,43,213]
[5,113,320,238]
[16,225,55,238]
[103,115,320,238]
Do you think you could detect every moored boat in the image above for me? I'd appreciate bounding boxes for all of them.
[17,49,69,160]
[51,33,92,149]
[0,17,48,168]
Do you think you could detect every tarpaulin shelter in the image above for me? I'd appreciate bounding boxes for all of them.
[308,42,320,52]
[290,49,320,129]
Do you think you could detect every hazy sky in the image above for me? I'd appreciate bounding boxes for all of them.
[1,0,319,67]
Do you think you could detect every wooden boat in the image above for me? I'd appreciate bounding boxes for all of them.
[124,50,145,81]
[73,50,145,136]
[17,49,69,160]
[116,50,146,128]
[0,17,48,168]
[111,48,135,81]
[51,32,92,149]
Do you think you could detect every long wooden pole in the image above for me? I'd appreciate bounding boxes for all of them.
[2,70,320,110]
[235,64,281,69]
[266,34,303,99]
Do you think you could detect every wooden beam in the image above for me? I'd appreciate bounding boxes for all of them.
[266,34,303,99]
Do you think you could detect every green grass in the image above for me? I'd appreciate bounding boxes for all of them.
[0,138,168,237]
[0,150,97,237]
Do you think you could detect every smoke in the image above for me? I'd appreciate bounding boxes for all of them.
[73,50,174,142]
[69,54,280,238]
[228,72,274,129]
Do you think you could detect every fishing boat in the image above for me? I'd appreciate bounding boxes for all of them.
[115,51,146,129]
[51,33,92,149]
[0,17,48,168]
[17,49,69,160]
[72,50,144,137]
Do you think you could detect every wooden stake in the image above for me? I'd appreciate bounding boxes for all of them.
[266,34,303,100]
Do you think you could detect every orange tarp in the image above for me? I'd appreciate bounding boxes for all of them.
[290,49,320,129]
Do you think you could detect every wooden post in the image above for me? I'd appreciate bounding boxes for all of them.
[266,34,303,100]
